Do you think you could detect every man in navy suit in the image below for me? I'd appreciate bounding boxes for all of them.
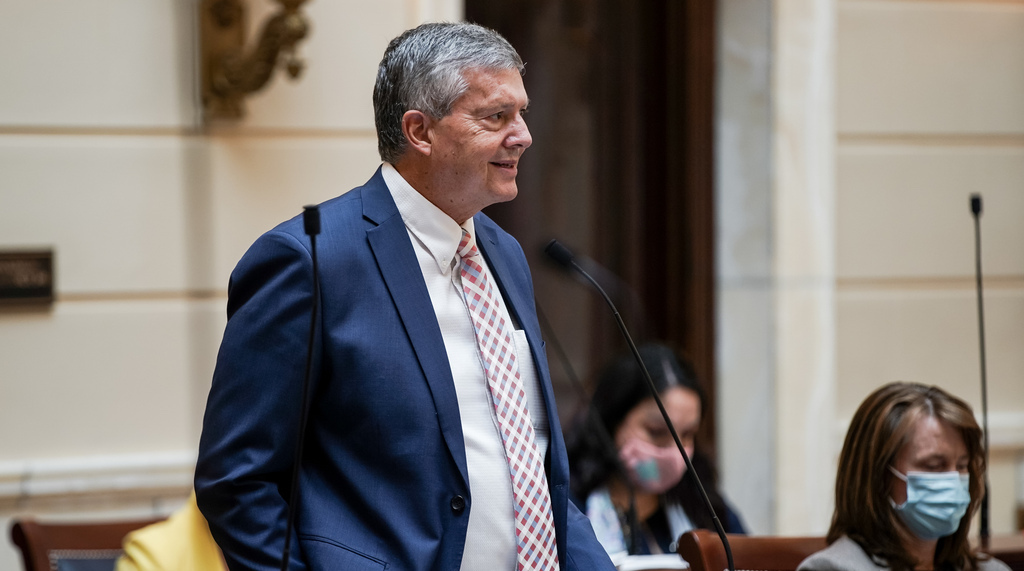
[195,22,616,571]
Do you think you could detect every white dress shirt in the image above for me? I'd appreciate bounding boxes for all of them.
[381,163,550,571]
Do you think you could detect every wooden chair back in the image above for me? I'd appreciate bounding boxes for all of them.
[10,517,160,571]
[678,529,827,571]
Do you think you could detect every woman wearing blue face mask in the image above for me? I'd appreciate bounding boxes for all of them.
[798,382,1008,571]
[566,344,747,560]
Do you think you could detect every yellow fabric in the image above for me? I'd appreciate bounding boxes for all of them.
[116,492,225,571]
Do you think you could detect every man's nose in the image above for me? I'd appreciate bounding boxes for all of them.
[506,115,532,149]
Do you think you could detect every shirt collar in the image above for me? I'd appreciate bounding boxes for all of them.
[381,162,475,275]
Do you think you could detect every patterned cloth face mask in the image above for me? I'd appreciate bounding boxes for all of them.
[888,466,970,540]
[619,437,690,494]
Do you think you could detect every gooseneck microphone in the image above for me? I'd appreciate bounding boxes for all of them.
[970,194,990,548]
[281,205,321,571]
[544,239,735,571]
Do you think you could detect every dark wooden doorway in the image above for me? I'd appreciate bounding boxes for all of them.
[466,1,717,454]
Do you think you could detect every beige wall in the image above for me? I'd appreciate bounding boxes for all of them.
[759,0,1024,535]
[834,0,1024,534]
[0,1,459,569]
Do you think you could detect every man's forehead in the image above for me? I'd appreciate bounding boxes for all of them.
[450,74,529,116]
[460,67,526,92]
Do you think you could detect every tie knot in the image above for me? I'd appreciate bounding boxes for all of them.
[457,228,478,259]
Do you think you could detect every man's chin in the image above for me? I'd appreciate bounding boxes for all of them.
[472,183,519,216]
[487,184,519,206]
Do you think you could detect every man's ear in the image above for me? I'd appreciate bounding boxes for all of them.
[402,110,433,156]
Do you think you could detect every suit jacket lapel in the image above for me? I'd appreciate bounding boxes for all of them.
[363,172,469,488]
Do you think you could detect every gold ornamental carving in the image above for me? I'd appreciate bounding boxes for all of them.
[200,0,311,120]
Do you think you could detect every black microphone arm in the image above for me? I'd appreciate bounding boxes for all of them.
[281,204,321,571]
[970,194,990,547]
[544,239,735,571]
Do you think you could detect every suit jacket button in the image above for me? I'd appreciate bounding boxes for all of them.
[450,495,466,514]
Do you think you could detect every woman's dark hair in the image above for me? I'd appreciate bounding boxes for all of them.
[828,382,985,571]
[567,343,729,532]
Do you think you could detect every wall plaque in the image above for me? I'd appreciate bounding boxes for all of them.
[0,250,54,305]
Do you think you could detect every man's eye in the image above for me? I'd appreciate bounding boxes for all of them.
[489,112,503,121]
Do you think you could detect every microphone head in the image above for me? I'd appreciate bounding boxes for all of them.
[303,205,321,236]
[544,239,575,269]
[970,194,982,216]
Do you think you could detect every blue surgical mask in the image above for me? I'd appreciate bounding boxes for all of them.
[888,467,971,540]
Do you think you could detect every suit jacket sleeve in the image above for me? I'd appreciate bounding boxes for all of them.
[564,497,618,570]
[195,228,316,571]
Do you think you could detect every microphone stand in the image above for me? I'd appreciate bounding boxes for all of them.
[970,194,990,548]
[545,240,735,571]
[281,205,321,571]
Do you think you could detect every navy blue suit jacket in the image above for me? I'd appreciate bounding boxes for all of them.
[195,168,615,571]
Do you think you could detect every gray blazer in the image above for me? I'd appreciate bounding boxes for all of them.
[797,536,1010,571]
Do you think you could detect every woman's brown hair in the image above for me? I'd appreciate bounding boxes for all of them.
[827,382,985,571]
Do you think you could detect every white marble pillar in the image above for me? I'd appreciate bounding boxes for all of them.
[715,0,775,535]
[772,0,838,535]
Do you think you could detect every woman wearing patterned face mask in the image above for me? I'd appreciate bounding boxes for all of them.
[798,382,1009,571]
[567,344,746,559]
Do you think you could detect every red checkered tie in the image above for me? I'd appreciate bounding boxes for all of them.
[457,228,560,571]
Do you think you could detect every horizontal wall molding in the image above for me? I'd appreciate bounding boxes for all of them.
[0,451,196,502]
[726,276,1024,292]
[839,133,1024,148]
[0,126,378,140]
[986,412,1024,450]
[838,276,1024,292]
[56,290,228,303]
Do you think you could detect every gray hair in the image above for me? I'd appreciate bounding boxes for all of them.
[373,22,525,164]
